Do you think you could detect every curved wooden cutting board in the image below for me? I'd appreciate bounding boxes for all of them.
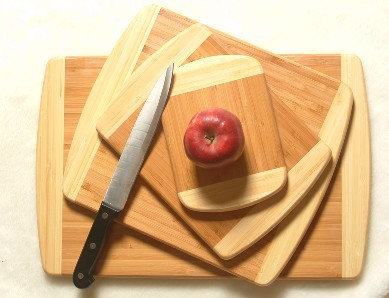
[37,53,369,281]
[94,6,333,260]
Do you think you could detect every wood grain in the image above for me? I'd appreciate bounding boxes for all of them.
[37,54,369,280]
[162,55,286,212]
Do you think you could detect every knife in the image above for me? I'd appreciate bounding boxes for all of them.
[73,64,174,288]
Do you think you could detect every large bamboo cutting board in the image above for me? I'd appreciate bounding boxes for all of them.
[37,53,369,279]
[61,6,351,284]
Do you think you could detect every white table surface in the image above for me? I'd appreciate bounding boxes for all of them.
[1,0,388,297]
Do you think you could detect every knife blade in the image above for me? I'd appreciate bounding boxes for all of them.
[73,64,174,288]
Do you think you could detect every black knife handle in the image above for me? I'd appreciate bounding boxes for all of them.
[73,202,119,289]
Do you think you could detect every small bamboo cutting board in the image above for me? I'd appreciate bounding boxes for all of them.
[37,53,369,280]
[163,55,286,212]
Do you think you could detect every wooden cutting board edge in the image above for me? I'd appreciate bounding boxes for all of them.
[36,56,64,275]
[36,54,370,279]
[339,54,371,278]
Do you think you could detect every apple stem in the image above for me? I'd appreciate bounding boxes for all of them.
[204,135,215,145]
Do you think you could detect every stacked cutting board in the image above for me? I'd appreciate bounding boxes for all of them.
[36,5,370,285]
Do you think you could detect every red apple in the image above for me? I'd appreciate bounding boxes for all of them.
[183,107,245,168]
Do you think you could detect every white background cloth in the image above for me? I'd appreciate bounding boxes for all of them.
[0,0,388,297]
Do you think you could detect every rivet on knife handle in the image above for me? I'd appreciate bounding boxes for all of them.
[73,202,119,288]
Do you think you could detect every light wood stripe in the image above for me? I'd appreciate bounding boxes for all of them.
[36,57,65,274]
[214,140,331,259]
[257,82,353,284]
[96,23,212,138]
[341,54,371,278]
[179,166,287,212]
[171,55,263,96]
[63,4,161,201]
